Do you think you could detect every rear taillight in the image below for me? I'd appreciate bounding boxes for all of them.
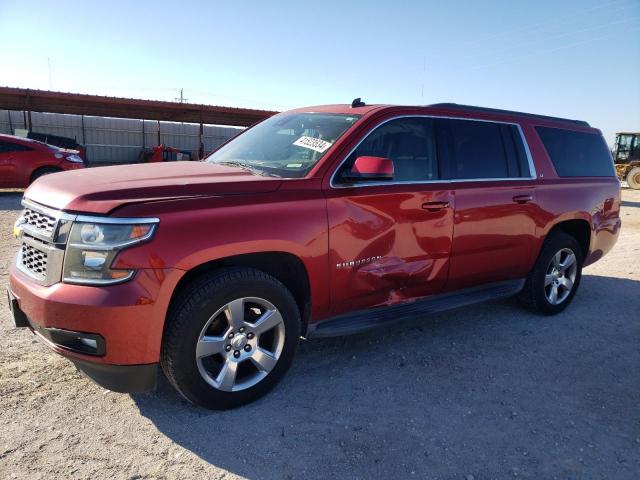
[64,154,84,164]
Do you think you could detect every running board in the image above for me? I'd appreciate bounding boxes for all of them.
[307,279,525,338]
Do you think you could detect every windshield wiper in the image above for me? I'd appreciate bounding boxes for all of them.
[217,161,281,178]
[218,160,253,170]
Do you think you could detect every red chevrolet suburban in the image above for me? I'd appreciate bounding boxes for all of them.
[0,133,85,187]
[8,101,621,409]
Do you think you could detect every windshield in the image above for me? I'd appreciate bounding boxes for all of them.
[206,112,361,178]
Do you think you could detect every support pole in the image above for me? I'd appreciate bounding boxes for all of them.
[157,120,161,145]
[7,110,13,134]
[198,110,204,160]
[81,115,86,144]
[25,89,32,132]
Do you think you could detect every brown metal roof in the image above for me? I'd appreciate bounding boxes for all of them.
[0,87,278,127]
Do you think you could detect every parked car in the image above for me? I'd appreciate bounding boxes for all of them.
[8,101,621,409]
[0,133,86,188]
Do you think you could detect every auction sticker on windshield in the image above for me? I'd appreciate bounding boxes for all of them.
[293,136,333,153]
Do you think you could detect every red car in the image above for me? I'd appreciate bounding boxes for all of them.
[8,101,621,409]
[0,133,85,188]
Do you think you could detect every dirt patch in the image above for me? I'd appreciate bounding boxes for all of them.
[1,189,639,479]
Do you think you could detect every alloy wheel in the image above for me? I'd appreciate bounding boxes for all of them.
[544,248,577,305]
[195,297,285,392]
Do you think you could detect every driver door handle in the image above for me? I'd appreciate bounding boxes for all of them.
[422,201,450,212]
[512,195,533,204]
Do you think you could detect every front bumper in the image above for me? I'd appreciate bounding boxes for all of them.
[8,262,183,392]
[72,358,158,393]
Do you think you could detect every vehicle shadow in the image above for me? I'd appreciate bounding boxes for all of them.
[0,191,23,211]
[133,274,640,479]
[621,200,640,208]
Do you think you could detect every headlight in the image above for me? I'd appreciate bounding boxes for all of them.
[65,154,84,163]
[63,219,158,285]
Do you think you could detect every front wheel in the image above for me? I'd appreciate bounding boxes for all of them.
[518,232,583,315]
[161,268,301,409]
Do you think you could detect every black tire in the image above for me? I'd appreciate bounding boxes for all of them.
[627,166,640,190]
[161,267,301,409]
[30,167,61,184]
[518,232,583,315]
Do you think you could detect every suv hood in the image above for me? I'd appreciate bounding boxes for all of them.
[24,161,283,214]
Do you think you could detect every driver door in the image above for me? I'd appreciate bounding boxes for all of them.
[325,117,454,316]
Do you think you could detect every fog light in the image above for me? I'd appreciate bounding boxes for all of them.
[79,337,98,350]
[41,328,106,356]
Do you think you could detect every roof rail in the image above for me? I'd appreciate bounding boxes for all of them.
[428,103,590,127]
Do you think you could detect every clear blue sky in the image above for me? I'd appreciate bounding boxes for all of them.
[1,0,638,144]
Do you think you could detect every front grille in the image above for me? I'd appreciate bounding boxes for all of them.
[16,200,73,286]
[23,207,57,236]
[20,243,48,280]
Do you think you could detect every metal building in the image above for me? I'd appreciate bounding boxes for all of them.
[0,87,278,165]
[0,109,244,164]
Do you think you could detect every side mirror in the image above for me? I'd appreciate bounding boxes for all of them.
[346,156,394,181]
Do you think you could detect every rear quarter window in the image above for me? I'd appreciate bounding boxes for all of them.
[436,118,532,179]
[536,126,615,177]
[0,140,33,153]
[0,140,32,153]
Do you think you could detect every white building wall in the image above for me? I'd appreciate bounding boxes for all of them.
[0,110,243,165]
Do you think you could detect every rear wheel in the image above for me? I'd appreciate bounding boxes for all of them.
[518,232,583,315]
[626,166,640,190]
[161,268,301,409]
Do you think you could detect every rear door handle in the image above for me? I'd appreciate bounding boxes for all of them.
[422,201,450,212]
[512,195,533,204]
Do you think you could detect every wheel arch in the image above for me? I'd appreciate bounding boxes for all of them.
[29,165,62,184]
[544,218,591,264]
[167,251,312,336]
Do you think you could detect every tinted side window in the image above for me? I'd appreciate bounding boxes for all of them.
[438,118,529,179]
[337,118,438,182]
[536,126,615,177]
[0,140,33,153]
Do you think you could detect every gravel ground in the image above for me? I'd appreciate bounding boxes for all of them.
[0,189,639,480]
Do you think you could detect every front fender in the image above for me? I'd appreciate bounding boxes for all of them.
[111,192,330,319]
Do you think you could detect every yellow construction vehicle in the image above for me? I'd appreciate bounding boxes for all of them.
[613,132,640,189]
